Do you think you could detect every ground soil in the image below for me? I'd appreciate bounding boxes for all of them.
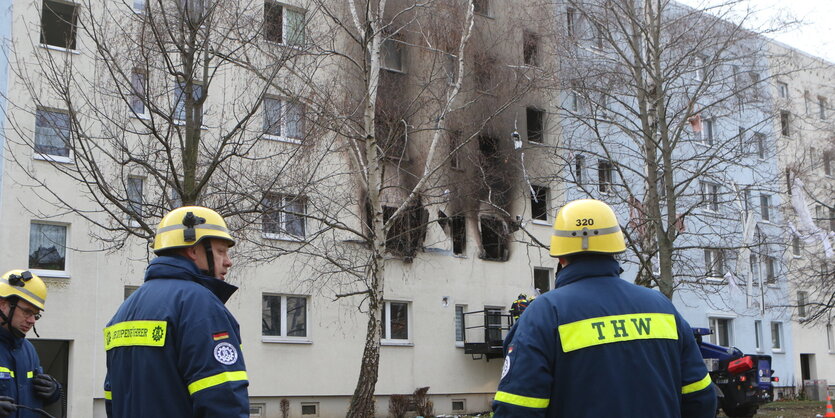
[718,400,827,417]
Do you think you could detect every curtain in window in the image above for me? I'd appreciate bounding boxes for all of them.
[29,224,67,270]
[285,102,303,138]
[35,110,70,157]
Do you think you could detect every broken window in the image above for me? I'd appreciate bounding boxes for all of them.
[597,159,613,193]
[376,203,429,261]
[451,215,466,256]
[523,31,539,66]
[41,0,78,50]
[526,107,544,143]
[533,267,551,293]
[479,216,508,261]
[530,185,548,221]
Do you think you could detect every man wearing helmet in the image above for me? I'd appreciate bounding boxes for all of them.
[0,270,61,417]
[103,206,249,417]
[493,199,716,417]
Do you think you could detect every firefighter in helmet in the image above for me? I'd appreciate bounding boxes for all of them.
[103,206,249,417]
[0,270,61,417]
[509,294,529,320]
[493,199,716,417]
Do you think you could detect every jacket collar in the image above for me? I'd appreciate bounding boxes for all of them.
[555,255,622,288]
[0,325,23,348]
[145,255,238,304]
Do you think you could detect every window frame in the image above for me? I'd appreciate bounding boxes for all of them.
[819,96,827,120]
[780,110,791,137]
[126,175,145,222]
[262,193,307,240]
[261,293,311,343]
[759,194,771,222]
[530,185,549,223]
[701,118,714,146]
[597,159,613,194]
[173,79,205,123]
[708,317,733,347]
[34,108,73,163]
[472,0,491,17]
[28,221,70,278]
[263,1,306,46]
[770,321,783,351]
[777,81,788,98]
[754,320,763,352]
[129,70,148,118]
[381,300,412,345]
[704,248,724,280]
[797,290,808,318]
[300,402,319,416]
[40,0,79,51]
[574,154,585,184]
[380,38,405,73]
[522,31,540,66]
[454,304,467,347]
[526,106,545,143]
[701,181,720,212]
[263,96,304,144]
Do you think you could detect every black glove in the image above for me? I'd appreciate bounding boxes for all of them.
[0,396,16,417]
[32,373,59,400]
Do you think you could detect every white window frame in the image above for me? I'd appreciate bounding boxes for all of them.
[704,248,724,280]
[701,181,720,212]
[754,320,763,352]
[700,118,714,146]
[791,236,802,257]
[454,304,467,347]
[708,316,733,347]
[262,193,307,241]
[173,79,204,123]
[381,300,412,346]
[34,108,73,163]
[764,255,777,285]
[263,97,304,144]
[797,291,808,318]
[261,293,311,343]
[126,176,144,227]
[28,221,70,278]
[770,321,783,352]
[574,154,585,184]
[263,2,306,46]
[827,323,834,353]
[759,194,771,222]
[780,111,791,137]
[129,70,149,118]
[530,185,549,224]
[777,81,788,98]
[754,132,766,159]
[597,159,613,194]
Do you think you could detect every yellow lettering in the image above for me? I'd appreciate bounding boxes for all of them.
[559,313,677,352]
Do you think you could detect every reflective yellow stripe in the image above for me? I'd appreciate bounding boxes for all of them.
[104,391,112,400]
[0,367,13,377]
[559,313,678,352]
[187,371,248,395]
[494,391,550,409]
[104,320,167,350]
[26,371,33,378]
[682,373,712,394]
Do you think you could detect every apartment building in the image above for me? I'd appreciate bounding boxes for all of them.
[0,0,560,416]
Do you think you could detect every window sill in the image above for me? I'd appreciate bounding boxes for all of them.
[704,277,726,284]
[34,153,73,164]
[263,134,303,145]
[771,349,785,354]
[381,340,413,347]
[29,269,70,279]
[455,341,464,348]
[263,233,305,242]
[172,119,208,129]
[262,39,306,50]
[382,67,407,75]
[130,112,151,120]
[261,336,312,344]
[531,219,550,226]
[38,44,80,55]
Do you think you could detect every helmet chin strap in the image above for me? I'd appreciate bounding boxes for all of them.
[0,304,27,339]
[202,239,216,278]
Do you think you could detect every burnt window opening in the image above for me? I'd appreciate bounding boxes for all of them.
[533,267,551,293]
[451,215,466,255]
[479,216,508,261]
[523,31,539,66]
[366,203,428,262]
[41,0,78,50]
[530,185,548,221]
[526,107,544,143]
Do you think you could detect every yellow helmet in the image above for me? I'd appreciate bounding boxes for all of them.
[550,199,626,257]
[152,206,235,254]
[0,270,47,310]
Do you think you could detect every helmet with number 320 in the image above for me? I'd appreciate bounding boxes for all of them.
[550,199,626,257]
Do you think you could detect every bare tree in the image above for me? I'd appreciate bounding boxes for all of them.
[532,0,795,310]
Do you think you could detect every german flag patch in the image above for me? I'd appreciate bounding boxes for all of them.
[212,332,229,341]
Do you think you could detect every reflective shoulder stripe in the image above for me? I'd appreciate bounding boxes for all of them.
[682,373,712,394]
[558,313,677,353]
[188,371,248,395]
[26,371,33,378]
[104,391,112,400]
[0,367,14,377]
[104,320,167,351]
[494,391,549,409]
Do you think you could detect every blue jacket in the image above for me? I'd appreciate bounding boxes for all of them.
[493,256,716,418]
[0,326,61,418]
[104,255,249,417]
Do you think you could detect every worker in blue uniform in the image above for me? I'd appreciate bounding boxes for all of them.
[0,270,61,418]
[104,206,249,417]
[493,199,716,418]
